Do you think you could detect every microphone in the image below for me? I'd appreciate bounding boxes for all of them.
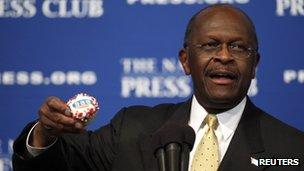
[151,122,195,171]
[180,125,195,171]
[155,148,166,171]
[165,143,181,171]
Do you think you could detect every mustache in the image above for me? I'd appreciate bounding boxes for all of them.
[205,66,239,79]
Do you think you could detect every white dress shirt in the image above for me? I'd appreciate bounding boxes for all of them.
[188,95,246,169]
[26,122,57,157]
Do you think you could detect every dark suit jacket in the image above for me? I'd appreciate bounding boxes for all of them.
[13,98,304,171]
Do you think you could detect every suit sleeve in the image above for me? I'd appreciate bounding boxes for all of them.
[12,107,127,171]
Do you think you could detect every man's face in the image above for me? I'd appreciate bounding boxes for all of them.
[179,8,259,112]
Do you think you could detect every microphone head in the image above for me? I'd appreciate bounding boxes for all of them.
[151,122,196,154]
[182,125,196,151]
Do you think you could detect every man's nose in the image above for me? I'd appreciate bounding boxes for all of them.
[214,44,234,63]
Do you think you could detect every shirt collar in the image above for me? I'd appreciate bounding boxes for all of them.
[188,95,246,141]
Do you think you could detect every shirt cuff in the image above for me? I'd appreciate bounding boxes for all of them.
[26,122,58,157]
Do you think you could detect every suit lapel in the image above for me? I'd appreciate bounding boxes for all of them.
[219,98,272,171]
[165,99,192,125]
[138,99,192,171]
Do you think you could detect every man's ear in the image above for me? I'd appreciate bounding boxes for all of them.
[179,48,191,75]
[251,52,260,78]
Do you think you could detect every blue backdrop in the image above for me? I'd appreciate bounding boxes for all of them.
[1,0,303,170]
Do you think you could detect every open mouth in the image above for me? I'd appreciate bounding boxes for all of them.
[207,70,238,85]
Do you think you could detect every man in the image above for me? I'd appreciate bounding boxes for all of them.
[13,4,304,171]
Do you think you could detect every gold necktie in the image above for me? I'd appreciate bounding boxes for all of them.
[191,114,219,171]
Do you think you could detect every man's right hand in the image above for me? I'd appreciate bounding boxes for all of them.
[30,96,85,148]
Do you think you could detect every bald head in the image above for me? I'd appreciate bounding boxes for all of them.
[184,4,258,50]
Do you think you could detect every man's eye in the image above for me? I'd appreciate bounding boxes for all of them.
[230,44,247,51]
[201,42,220,50]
